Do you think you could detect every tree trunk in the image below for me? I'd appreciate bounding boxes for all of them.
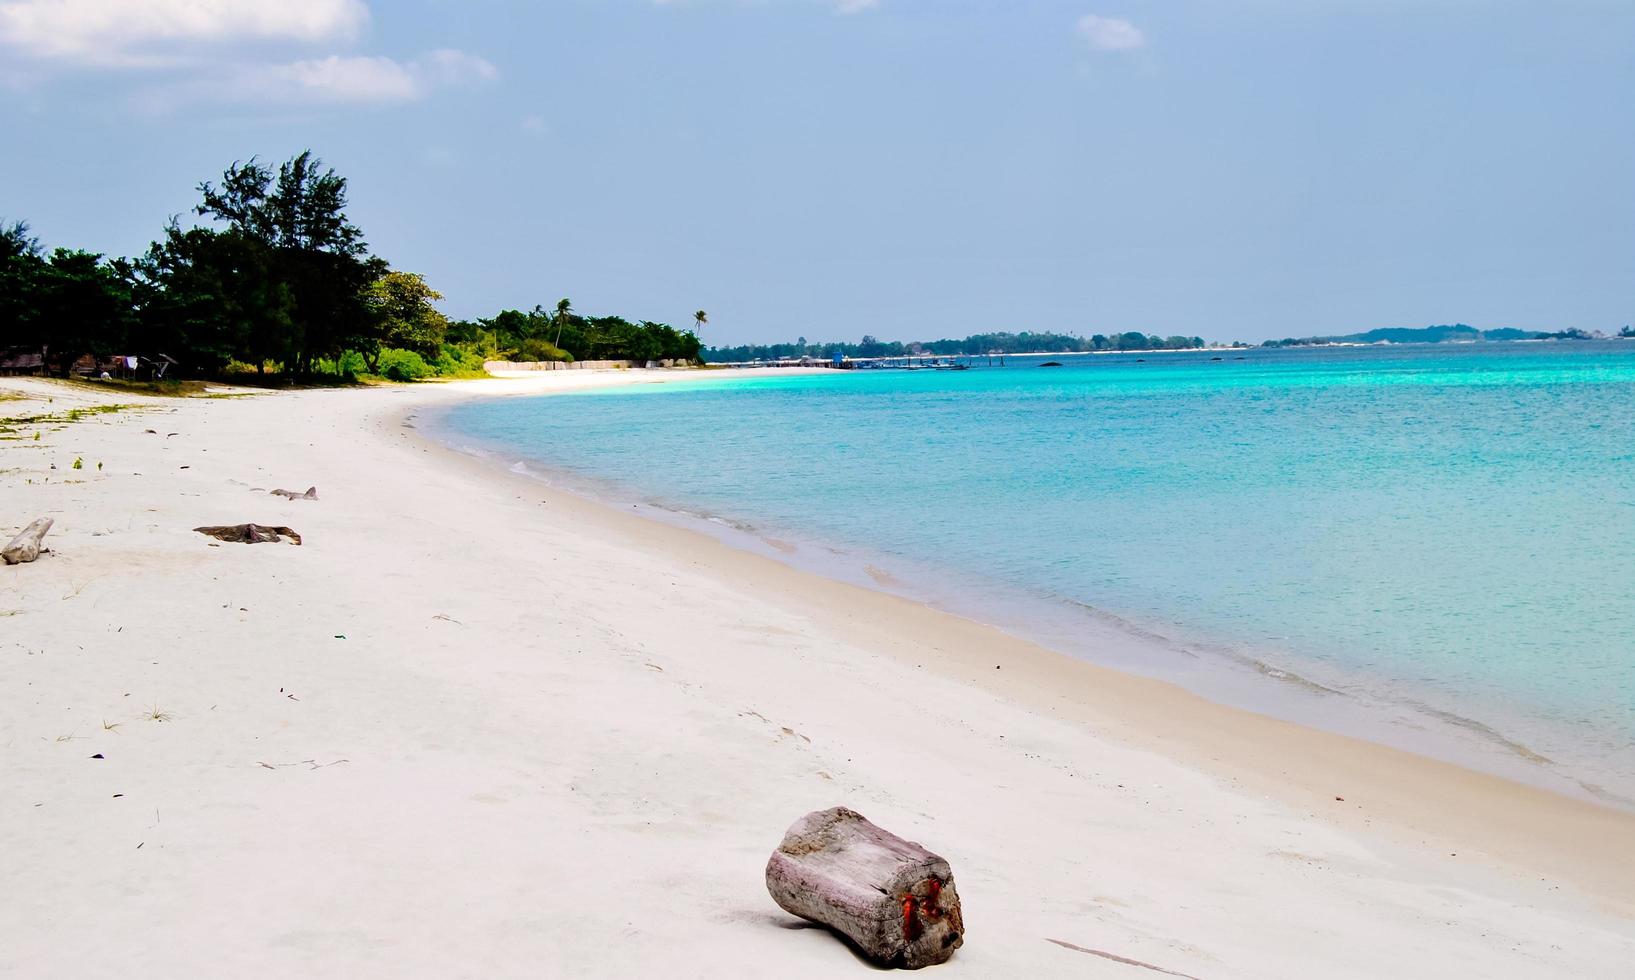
[765,807,964,969]
[3,517,53,565]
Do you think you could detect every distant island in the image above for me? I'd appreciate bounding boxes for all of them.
[1260,324,1631,347]
[705,331,1212,363]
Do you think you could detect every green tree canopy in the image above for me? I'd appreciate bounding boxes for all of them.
[132,223,293,374]
[192,151,385,374]
[366,271,449,367]
[0,221,46,352]
[24,247,136,375]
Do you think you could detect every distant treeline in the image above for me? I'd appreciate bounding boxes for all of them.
[1261,324,1621,347]
[706,331,1209,363]
[445,304,701,367]
[1,151,703,382]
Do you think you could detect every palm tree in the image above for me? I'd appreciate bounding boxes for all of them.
[553,298,572,348]
[693,310,708,334]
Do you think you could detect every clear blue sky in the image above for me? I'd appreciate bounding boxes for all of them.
[3,0,1631,345]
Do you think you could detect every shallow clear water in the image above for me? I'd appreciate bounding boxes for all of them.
[439,343,1635,802]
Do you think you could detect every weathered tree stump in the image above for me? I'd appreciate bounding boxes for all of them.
[193,524,302,546]
[3,517,53,565]
[270,486,318,500]
[766,807,964,969]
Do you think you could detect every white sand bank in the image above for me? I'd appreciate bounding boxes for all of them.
[3,371,1633,978]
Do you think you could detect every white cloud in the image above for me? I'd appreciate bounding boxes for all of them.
[1076,13,1145,52]
[0,1,497,107]
[224,50,497,105]
[0,0,368,64]
[417,48,498,86]
[250,55,419,103]
[833,0,878,13]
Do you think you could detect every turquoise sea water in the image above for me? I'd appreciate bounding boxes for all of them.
[438,343,1635,803]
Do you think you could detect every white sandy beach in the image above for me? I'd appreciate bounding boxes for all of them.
[3,370,1634,979]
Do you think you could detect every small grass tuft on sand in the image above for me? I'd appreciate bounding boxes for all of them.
[1,402,137,437]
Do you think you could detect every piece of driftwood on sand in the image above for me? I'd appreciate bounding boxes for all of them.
[270,486,318,500]
[3,517,53,565]
[194,524,303,546]
[766,806,964,969]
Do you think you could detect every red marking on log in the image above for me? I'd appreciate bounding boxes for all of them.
[925,878,943,918]
[902,896,920,941]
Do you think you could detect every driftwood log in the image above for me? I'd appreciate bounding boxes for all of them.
[3,517,53,565]
[194,524,302,546]
[766,807,964,968]
[270,486,318,500]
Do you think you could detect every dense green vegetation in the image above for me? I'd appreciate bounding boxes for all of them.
[444,302,701,368]
[705,331,1208,363]
[1,151,702,381]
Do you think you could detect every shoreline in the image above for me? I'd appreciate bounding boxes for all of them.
[5,371,1634,977]
[428,380,1634,812]
[406,377,1635,898]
